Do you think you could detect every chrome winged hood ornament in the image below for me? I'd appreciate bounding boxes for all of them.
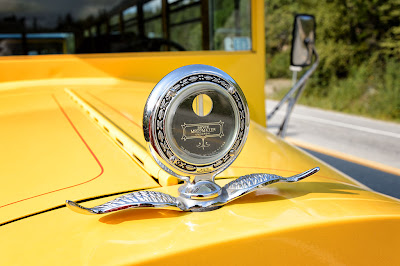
[67,168,318,214]
[67,65,319,214]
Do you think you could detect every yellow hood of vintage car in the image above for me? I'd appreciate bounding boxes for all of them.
[0,77,373,223]
[2,180,400,265]
[1,77,400,265]
[0,78,161,223]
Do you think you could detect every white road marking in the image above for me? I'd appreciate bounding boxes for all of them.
[291,113,400,139]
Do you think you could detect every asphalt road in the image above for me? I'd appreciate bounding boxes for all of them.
[300,147,400,199]
[266,100,400,198]
[266,99,400,169]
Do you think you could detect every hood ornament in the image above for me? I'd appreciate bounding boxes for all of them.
[67,65,319,214]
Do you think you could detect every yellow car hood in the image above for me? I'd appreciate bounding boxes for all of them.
[2,178,400,265]
[0,77,369,224]
[0,78,161,224]
[1,77,400,265]
[1,77,398,222]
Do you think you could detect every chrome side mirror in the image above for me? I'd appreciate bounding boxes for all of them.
[290,14,316,67]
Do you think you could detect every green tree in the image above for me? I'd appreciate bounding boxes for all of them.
[265,0,400,121]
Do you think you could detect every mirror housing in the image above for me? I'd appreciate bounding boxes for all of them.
[290,14,316,67]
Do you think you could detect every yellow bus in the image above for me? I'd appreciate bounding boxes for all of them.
[1,1,399,265]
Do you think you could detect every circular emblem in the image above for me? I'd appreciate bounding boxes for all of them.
[143,65,249,180]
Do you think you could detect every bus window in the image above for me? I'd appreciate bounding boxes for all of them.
[0,0,251,56]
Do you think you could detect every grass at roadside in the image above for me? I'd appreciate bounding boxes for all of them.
[268,58,400,123]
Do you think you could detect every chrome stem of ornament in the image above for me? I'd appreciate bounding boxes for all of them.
[66,64,319,214]
[66,167,319,214]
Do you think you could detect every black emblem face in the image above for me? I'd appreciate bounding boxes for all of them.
[167,84,238,165]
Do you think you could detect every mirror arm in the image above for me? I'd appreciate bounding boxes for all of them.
[267,45,319,137]
[267,45,319,121]
[277,83,305,137]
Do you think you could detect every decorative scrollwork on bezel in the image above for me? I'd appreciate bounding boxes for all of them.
[153,73,248,175]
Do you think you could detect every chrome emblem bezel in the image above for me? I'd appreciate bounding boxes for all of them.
[143,64,249,179]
